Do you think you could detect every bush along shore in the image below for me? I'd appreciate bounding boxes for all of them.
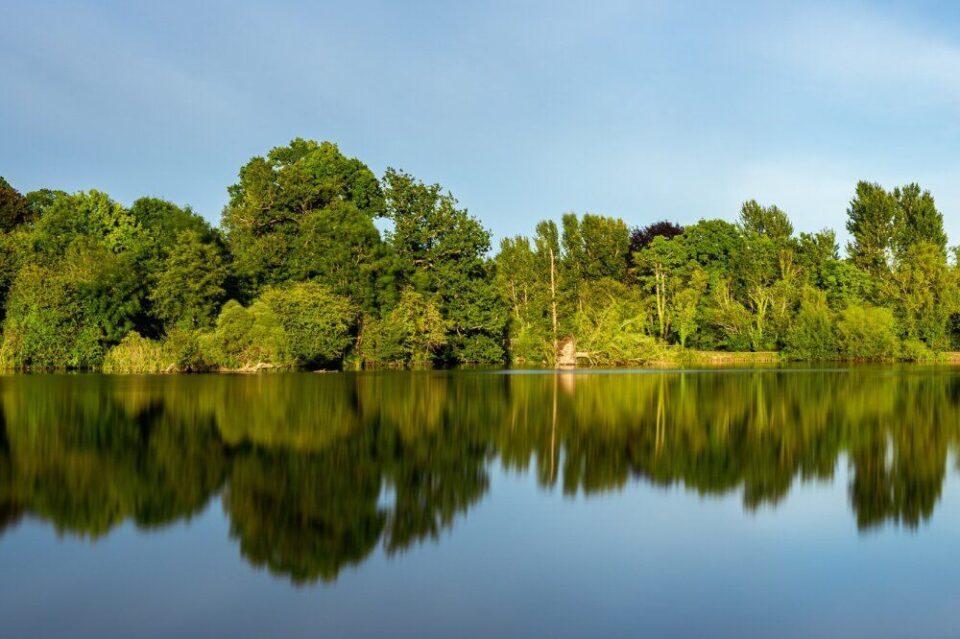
[2,139,960,373]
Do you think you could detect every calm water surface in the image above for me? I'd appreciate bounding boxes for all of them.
[3,368,960,638]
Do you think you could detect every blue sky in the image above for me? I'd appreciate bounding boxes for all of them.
[3,0,960,246]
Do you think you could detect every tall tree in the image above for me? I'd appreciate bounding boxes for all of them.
[846,181,898,276]
[0,177,34,232]
[383,169,506,363]
[629,220,684,255]
[221,139,387,310]
[579,214,630,281]
[892,183,946,259]
[738,200,793,242]
[559,213,630,314]
[535,220,562,349]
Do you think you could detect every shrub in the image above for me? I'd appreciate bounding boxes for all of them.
[900,338,935,362]
[259,282,357,367]
[506,321,550,366]
[574,279,666,365]
[0,264,103,369]
[200,300,287,369]
[783,289,838,360]
[201,283,356,369]
[164,327,210,371]
[359,289,446,367]
[103,332,171,373]
[102,329,214,373]
[836,305,900,360]
[457,333,506,365]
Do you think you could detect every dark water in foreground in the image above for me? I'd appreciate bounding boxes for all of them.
[3,368,960,637]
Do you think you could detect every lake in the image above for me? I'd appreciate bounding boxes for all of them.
[3,368,960,638]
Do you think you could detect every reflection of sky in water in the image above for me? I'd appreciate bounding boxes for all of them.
[2,369,960,637]
[6,461,960,638]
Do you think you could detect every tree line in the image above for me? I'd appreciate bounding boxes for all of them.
[0,138,956,370]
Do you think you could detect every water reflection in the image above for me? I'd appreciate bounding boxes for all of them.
[1,369,958,584]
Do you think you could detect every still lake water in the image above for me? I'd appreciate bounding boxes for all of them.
[3,368,960,637]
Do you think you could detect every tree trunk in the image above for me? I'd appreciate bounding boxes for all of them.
[549,247,559,351]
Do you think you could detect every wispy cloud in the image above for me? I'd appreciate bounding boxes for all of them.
[767,3,960,105]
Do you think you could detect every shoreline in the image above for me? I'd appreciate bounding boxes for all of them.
[7,351,960,375]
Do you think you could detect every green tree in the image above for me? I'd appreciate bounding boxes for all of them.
[836,304,900,360]
[672,266,708,348]
[151,230,229,330]
[131,197,217,248]
[201,300,286,368]
[30,190,146,259]
[383,169,506,364]
[783,288,838,359]
[893,183,946,258]
[738,200,793,242]
[259,282,358,367]
[886,241,956,348]
[558,213,630,311]
[0,177,34,232]
[573,278,663,365]
[222,139,387,310]
[796,229,838,289]
[1,189,153,369]
[1,264,102,368]
[362,289,447,366]
[579,214,630,281]
[846,181,898,276]
[535,220,563,348]
[634,235,686,340]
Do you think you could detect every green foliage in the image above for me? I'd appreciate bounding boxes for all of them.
[783,289,838,360]
[836,305,900,360]
[893,183,946,258]
[1,190,155,368]
[2,148,959,369]
[0,227,28,323]
[672,266,708,348]
[739,200,793,242]
[31,190,145,259]
[131,197,216,247]
[900,338,935,363]
[1,264,103,369]
[847,181,898,276]
[0,177,34,231]
[885,241,957,348]
[258,282,358,367]
[360,289,447,367]
[677,218,741,273]
[201,300,287,368]
[383,169,506,364]
[222,139,387,310]
[573,278,666,365]
[706,277,754,351]
[574,214,631,281]
[151,230,229,330]
[846,181,947,279]
[202,283,356,369]
[103,332,172,373]
[796,229,838,288]
[495,236,550,363]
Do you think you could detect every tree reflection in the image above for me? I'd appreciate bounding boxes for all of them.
[0,368,959,583]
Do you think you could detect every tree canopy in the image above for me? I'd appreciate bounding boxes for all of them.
[1,144,958,371]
